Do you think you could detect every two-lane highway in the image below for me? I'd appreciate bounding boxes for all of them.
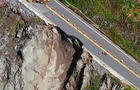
[26,0,140,89]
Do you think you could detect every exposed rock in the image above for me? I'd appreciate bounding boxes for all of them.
[0,0,4,8]
[107,77,111,88]
[22,25,75,90]
[0,57,6,90]
[99,81,107,90]
[0,1,137,90]
[21,24,94,90]
[0,1,42,89]
[0,34,9,51]
[64,50,93,90]
[0,18,136,90]
[15,28,23,38]
[4,0,35,16]
[81,62,93,89]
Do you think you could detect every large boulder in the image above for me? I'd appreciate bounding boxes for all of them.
[22,24,75,90]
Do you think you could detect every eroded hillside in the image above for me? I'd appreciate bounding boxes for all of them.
[0,0,137,90]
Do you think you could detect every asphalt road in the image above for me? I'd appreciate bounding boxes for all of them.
[28,0,140,89]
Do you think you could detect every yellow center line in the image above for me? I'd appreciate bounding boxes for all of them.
[45,4,140,79]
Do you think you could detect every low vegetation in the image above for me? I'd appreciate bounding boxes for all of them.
[85,72,136,90]
[0,8,43,37]
[122,85,137,90]
[61,0,140,62]
[85,73,101,90]
[0,9,25,37]
[0,9,5,22]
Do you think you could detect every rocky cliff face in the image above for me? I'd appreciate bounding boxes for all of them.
[21,24,93,90]
[0,20,93,90]
[0,3,94,88]
[0,0,136,90]
[22,24,75,90]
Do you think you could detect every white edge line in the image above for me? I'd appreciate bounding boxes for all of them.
[16,0,139,89]
[54,0,137,63]
[82,46,139,89]
[18,0,55,25]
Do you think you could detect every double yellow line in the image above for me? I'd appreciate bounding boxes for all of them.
[45,4,140,79]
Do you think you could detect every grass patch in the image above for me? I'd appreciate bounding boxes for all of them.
[0,17,5,22]
[0,8,25,37]
[135,3,140,9]
[134,11,139,17]
[0,8,43,38]
[6,16,25,37]
[0,9,5,22]
[110,74,137,90]
[121,85,137,90]
[8,16,25,31]
[85,73,101,90]
[0,9,5,16]
[34,17,43,23]
[85,72,137,90]
[61,0,140,62]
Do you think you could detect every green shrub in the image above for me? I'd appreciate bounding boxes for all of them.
[134,12,139,17]
[122,85,137,90]
[106,10,118,22]
[121,11,128,17]
[128,0,134,9]
[86,74,101,90]
[113,0,126,10]
[0,9,5,22]
[0,17,5,22]
[0,9,4,16]
[135,3,140,9]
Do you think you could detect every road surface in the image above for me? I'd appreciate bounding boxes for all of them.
[21,0,140,89]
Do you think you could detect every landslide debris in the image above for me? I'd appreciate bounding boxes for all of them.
[0,0,136,90]
[0,1,44,89]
